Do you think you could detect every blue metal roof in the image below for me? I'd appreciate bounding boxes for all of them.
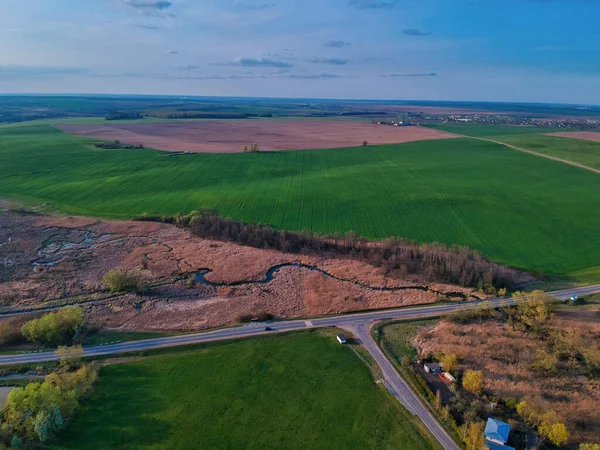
[484,418,511,444]
[485,441,515,450]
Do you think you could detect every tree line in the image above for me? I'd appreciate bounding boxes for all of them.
[133,209,523,289]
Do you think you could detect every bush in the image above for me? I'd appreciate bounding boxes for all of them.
[0,317,31,347]
[238,311,274,323]
[448,302,495,324]
[531,349,558,373]
[102,269,144,293]
[504,397,518,410]
[185,276,196,289]
[580,444,600,450]
[237,314,253,323]
[21,307,83,346]
[255,311,274,321]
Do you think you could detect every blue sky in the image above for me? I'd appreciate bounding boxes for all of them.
[1,0,599,103]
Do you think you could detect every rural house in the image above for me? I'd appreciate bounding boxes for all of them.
[484,418,515,450]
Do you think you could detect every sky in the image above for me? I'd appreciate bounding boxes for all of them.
[1,0,599,104]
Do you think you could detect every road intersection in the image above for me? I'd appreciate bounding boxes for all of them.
[1,284,598,449]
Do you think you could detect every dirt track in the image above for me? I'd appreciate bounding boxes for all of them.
[55,120,459,153]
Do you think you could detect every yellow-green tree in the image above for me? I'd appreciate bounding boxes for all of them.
[102,268,143,293]
[463,422,485,450]
[580,444,600,450]
[532,349,558,373]
[56,344,84,370]
[441,353,458,373]
[4,365,97,445]
[509,290,552,333]
[539,411,569,447]
[462,370,483,394]
[21,307,83,346]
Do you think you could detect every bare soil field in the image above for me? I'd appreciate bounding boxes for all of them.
[546,131,600,142]
[414,311,600,445]
[0,211,477,332]
[54,121,459,153]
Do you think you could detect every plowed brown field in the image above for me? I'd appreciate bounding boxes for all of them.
[546,131,600,142]
[55,120,459,153]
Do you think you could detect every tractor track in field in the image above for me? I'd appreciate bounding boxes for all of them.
[469,136,600,175]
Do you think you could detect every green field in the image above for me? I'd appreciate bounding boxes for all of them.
[429,123,600,170]
[1,124,600,277]
[51,332,437,450]
[491,134,600,170]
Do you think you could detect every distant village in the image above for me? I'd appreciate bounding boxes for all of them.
[374,112,600,130]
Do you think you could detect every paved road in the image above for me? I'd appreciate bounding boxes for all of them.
[0,284,596,366]
[346,320,461,450]
[1,284,598,450]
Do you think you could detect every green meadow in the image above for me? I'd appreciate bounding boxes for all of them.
[1,124,599,278]
[51,332,438,450]
[429,123,600,170]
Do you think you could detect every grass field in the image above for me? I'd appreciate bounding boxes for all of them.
[491,134,600,170]
[377,319,437,362]
[1,124,599,278]
[51,332,438,450]
[429,123,600,170]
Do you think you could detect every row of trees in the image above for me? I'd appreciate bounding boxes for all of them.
[242,143,260,152]
[517,402,569,447]
[1,361,96,447]
[133,209,522,289]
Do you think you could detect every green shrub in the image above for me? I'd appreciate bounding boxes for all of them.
[256,311,274,321]
[102,269,144,293]
[21,307,83,346]
[237,314,253,323]
[185,276,196,289]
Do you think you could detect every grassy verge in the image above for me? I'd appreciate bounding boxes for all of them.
[81,330,171,346]
[374,320,464,447]
[49,329,440,450]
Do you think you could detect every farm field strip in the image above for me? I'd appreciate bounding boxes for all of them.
[1,124,599,277]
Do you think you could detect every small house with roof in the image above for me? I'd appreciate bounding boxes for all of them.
[484,418,515,450]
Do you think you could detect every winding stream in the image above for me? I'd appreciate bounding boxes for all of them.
[195,263,470,300]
